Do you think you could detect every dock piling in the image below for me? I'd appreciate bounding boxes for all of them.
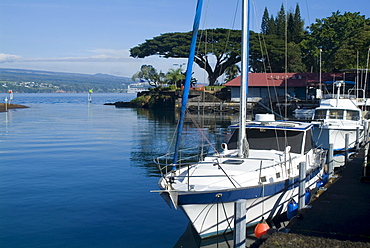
[356,127,360,150]
[345,133,349,165]
[298,162,306,210]
[233,199,246,248]
[328,144,334,178]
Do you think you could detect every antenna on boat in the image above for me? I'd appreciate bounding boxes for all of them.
[172,0,204,170]
[238,0,250,158]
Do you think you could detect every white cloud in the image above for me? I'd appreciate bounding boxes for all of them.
[0,53,22,63]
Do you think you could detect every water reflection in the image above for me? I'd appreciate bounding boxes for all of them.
[129,109,239,177]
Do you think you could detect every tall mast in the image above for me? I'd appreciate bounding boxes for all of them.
[172,0,203,169]
[238,0,250,158]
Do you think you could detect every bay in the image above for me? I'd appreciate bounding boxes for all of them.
[0,91,344,247]
[0,93,227,248]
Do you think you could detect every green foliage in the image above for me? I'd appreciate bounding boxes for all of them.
[261,8,269,34]
[131,7,369,81]
[224,64,240,82]
[131,65,166,87]
[304,11,370,72]
[165,68,185,88]
[130,28,242,86]
[275,4,286,39]
[129,94,151,107]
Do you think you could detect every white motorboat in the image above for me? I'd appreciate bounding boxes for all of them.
[312,80,366,151]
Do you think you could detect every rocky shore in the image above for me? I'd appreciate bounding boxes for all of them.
[0,103,29,112]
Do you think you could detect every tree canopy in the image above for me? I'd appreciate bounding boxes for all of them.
[303,11,370,72]
[130,28,242,86]
[130,5,370,86]
[131,65,165,87]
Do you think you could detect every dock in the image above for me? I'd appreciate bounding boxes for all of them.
[254,148,370,247]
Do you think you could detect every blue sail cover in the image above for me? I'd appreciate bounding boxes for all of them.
[172,0,204,169]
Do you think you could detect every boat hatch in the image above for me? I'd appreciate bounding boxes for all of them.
[222,159,244,165]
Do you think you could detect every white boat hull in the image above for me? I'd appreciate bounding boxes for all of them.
[312,125,363,151]
[176,171,320,238]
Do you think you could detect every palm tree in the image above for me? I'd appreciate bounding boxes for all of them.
[224,64,240,83]
[166,68,185,88]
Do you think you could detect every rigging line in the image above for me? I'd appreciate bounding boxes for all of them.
[219,198,233,247]
[252,4,275,114]
[219,0,240,82]
[252,4,284,119]
[168,114,182,156]
[363,47,370,100]
[186,108,219,154]
[304,0,311,29]
[256,33,284,118]
[214,159,239,188]
[284,0,288,121]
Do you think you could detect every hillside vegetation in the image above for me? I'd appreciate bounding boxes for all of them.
[0,68,134,93]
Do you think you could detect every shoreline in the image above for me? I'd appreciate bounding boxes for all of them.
[0,103,29,112]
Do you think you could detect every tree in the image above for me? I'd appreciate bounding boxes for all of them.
[224,64,240,82]
[275,4,286,39]
[287,13,295,43]
[292,4,304,43]
[249,34,306,73]
[303,11,370,72]
[261,8,269,34]
[266,15,276,35]
[131,65,165,87]
[130,28,243,86]
[166,68,185,88]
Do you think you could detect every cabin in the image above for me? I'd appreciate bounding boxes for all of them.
[224,72,360,104]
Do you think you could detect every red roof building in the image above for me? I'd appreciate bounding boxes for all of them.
[224,72,355,102]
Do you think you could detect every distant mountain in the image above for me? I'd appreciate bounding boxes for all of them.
[0,68,135,93]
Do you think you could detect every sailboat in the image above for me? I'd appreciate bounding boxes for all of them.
[154,0,326,238]
[312,80,366,151]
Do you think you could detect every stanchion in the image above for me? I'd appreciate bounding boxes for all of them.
[298,162,306,210]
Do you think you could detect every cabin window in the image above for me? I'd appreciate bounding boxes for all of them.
[329,109,344,119]
[276,172,281,178]
[260,176,267,183]
[314,109,327,119]
[346,110,360,121]
[227,128,305,154]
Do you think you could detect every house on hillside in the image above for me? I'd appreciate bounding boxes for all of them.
[224,72,357,103]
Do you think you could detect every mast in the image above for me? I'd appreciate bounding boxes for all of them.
[172,0,203,169]
[238,0,250,158]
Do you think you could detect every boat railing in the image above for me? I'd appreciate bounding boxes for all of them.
[154,144,216,176]
[253,155,299,172]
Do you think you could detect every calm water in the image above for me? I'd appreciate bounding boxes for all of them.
[0,93,235,248]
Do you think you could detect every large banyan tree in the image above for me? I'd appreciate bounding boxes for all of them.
[130,28,243,86]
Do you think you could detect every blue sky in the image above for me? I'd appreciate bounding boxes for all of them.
[0,0,369,82]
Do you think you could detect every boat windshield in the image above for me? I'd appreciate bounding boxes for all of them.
[314,109,326,119]
[346,110,360,120]
[227,128,313,154]
[328,109,344,119]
